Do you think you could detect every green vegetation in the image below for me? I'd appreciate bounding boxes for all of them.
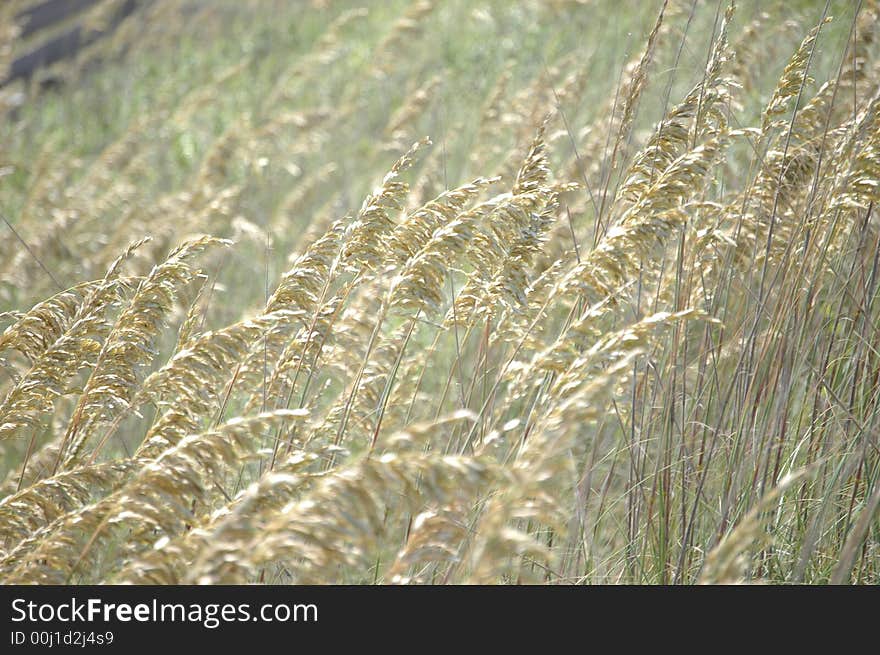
[0,0,878,584]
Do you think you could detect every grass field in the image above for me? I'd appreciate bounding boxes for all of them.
[0,0,878,584]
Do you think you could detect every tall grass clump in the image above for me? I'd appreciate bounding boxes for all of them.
[0,0,878,584]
